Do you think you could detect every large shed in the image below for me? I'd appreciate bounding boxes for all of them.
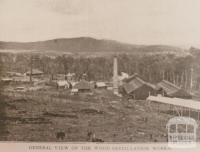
[122,74,156,100]
[156,80,192,99]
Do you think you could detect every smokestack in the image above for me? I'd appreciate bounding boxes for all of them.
[113,56,118,95]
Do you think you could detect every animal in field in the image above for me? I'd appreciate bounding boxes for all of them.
[56,131,65,140]
[87,131,104,142]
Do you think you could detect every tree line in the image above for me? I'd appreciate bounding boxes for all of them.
[1,50,200,91]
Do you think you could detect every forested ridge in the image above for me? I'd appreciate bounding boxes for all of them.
[0,37,184,54]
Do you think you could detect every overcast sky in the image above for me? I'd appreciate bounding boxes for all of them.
[0,0,200,47]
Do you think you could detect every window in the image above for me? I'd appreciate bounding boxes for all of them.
[187,125,194,133]
[177,124,186,133]
[170,124,176,133]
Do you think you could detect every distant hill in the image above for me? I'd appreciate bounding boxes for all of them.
[0,37,184,54]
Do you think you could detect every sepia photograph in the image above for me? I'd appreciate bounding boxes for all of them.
[0,0,200,150]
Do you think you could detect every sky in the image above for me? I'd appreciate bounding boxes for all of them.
[1,0,200,47]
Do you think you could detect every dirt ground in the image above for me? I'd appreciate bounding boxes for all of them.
[0,88,200,142]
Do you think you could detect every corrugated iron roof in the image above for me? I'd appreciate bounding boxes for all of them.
[157,80,181,95]
[166,116,197,126]
[123,74,156,94]
[147,95,200,111]
[123,83,138,94]
[123,73,139,83]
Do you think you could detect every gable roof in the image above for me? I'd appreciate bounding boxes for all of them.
[157,80,181,95]
[123,74,156,94]
[123,73,139,83]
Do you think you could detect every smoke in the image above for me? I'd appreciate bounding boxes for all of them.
[37,0,90,15]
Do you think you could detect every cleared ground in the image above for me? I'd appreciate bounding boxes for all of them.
[0,88,200,142]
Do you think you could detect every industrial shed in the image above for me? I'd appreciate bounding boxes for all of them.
[73,80,92,93]
[121,74,156,100]
[156,80,192,99]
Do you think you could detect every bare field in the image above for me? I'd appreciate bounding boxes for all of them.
[1,89,200,142]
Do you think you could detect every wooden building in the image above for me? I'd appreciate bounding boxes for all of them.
[73,80,92,93]
[121,74,156,100]
[157,80,192,99]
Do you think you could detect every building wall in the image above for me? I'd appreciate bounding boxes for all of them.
[78,88,91,93]
[171,89,192,99]
[129,84,156,100]
[156,88,168,96]
[156,87,192,99]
